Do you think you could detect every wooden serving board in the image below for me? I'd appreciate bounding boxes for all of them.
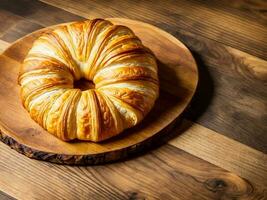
[0,18,198,165]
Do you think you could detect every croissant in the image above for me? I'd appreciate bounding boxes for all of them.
[18,19,159,142]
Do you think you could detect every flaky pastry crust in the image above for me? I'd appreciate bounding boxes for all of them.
[18,19,159,142]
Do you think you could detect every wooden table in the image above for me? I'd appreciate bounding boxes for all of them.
[0,0,266,199]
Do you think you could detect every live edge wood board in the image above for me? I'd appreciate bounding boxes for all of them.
[0,18,198,165]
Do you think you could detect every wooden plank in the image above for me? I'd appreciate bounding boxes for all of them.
[172,29,267,153]
[0,8,21,38]
[41,0,267,59]
[0,0,83,27]
[169,119,267,187]
[172,29,267,81]
[0,141,266,200]
[226,47,267,81]
[0,8,43,42]
[0,18,43,43]
[193,0,267,27]
[0,0,82,42]
[221,0,267,24]
[174,29,267,82]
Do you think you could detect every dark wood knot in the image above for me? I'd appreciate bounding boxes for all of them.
[204,178,227,192]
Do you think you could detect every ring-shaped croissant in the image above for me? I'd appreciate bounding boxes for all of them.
[18,19,159,142]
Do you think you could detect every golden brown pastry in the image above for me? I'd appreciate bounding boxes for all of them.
[18,19,159,142]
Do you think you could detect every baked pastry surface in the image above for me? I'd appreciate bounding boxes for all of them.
[18,19,159,142]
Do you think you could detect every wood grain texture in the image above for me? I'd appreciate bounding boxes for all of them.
[223,0,267,23]
[0,18,198,164]
[169,119,267,187]
[0,8,43,42]
[18,0,265,153]
[0,0,83,26]
[41,0,267,59]
[173,29,267,153]
[1,140,266,200]
[0,0,266,199]
[0,38,266,198]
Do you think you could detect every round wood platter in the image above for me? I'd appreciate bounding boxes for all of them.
[0,18,198,165]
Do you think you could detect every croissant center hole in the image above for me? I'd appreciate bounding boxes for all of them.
[74,78,95,91]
